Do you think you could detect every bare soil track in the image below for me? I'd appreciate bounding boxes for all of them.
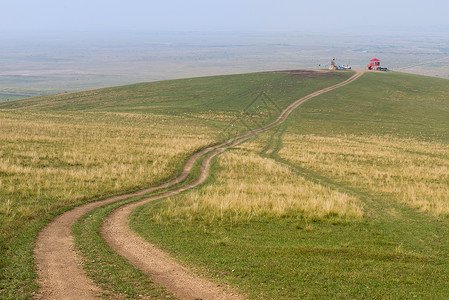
[34,70,364,299]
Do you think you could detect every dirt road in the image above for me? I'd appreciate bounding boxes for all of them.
[34,70,365,299]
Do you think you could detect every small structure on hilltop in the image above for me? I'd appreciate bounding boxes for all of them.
[367,58,380,70]
[328,58,351,70]
[329,58,337,70]
[367,58,387,71]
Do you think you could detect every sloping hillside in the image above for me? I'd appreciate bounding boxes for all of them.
[0,70,351,299]
[131,71,449,299]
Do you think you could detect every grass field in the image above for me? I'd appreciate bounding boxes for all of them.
[0,70,352,299]
[2,69,448,298]
[0,110,213,299]
[150,149,364,226]
[281,134,449,216]
[131,72,449,298]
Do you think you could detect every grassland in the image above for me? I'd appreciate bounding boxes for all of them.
[0,111,215,240]
[131,72,449,298]
[0,110,213,299]
[0,70,352,299]
[3,69,447,298]
[281,134,449,216]
[150,149,364,226]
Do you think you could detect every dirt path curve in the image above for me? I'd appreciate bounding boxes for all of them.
[102,70,365,299]
[34,70,364,300]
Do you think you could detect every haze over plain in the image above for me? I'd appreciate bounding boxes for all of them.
[1,0,449,95]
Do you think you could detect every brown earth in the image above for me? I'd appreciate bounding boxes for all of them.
[34,70,365,299]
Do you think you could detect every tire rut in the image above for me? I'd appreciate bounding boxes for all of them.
[34,70,365,299]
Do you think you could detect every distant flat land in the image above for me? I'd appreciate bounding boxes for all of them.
[1,31,449,98]
[0,93,43,101]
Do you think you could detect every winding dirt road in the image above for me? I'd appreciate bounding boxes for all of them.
[34,70,365,299]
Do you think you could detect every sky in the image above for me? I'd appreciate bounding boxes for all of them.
[2,0,449,34]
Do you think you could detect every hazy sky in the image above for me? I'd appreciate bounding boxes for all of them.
[2,0,449,34]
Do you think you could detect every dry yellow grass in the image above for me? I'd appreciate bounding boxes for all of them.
[0,110,214,240]
[280,134,449,216]
[184,110,240,122]
[153,149,364,225]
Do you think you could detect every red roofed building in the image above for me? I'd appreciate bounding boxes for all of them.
[367,58,381,70]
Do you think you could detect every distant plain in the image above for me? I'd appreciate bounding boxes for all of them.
[1,31,449,98]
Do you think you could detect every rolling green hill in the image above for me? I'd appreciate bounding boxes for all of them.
[0,70,351,299]
[1,70,448,299]
[131,71,449,299]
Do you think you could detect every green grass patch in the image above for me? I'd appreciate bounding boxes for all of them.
[73,195,175,299]
[0,71,351,115]
[291,71,449,142]
[131,201,449,299]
